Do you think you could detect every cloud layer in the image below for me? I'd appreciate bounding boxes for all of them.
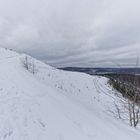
[0,0,140,67]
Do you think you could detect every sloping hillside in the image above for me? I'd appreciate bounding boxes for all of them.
[0,48,139,140]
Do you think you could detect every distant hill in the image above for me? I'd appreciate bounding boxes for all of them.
[59,67,140,75]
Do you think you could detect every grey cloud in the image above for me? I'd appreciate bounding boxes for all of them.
[0,0,139,67]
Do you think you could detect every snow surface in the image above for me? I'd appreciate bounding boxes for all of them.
[0,48,139,140]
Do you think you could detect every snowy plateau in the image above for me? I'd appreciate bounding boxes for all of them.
[0,48,139,140]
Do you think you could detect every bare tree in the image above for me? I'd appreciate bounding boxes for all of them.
[127,54,140,127]
[109,55,140,127]
[23,56,29,70]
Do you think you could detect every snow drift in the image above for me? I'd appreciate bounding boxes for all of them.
[0,48,139,140]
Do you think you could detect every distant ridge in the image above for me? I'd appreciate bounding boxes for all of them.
[59,67,140,75]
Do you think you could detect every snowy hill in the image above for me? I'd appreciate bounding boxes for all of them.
[0,48,139,140]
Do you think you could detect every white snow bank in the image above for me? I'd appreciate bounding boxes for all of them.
[0,48,139,140]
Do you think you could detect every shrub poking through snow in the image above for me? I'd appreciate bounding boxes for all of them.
[22,56,37,74]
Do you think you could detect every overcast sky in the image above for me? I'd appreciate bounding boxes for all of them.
[0,0,140,67]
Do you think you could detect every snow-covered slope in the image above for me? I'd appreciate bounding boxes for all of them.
[0,48,139,140]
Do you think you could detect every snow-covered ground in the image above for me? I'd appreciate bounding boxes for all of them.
[0,48,139,140]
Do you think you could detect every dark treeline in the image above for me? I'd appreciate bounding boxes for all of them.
[104,73,140,103]
[101,73,140,85]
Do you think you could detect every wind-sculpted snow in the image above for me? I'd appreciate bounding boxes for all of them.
[0,48,139,140]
